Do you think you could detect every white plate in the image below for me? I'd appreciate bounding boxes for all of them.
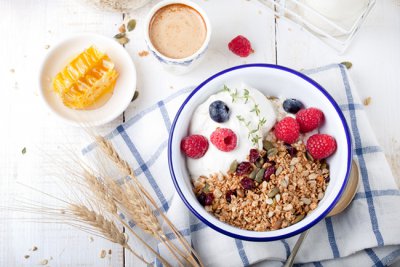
[38,33,136,126]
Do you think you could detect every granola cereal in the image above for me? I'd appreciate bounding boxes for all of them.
[193,140,330,231]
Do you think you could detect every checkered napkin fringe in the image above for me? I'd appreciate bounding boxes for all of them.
[83,64,400,267]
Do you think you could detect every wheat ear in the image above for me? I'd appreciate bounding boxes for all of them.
[95,136,203,267]
[81,171,172,267]
[105,176,185,267]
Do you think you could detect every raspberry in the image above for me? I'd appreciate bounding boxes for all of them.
[306,134,337,160]
[228,35,254,57]
[296,108,324,133]
[274,117,300,144]
[180,135,209,159]
[210,128,237,152]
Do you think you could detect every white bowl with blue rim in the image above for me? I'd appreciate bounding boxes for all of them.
[168,64,352,241]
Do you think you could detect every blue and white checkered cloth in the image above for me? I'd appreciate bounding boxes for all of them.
[83,64,400,267]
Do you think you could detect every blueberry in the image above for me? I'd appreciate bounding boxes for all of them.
[209,100,230,123]
[283,98,304,114]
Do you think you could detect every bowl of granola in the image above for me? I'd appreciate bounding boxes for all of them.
[168,64,352,241]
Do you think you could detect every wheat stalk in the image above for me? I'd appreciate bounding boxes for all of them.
[95,136,203,267]
[9,184,150,267]
[81,170,172,267]
[103,175,186,267]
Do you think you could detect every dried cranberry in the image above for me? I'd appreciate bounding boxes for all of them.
[204,193,214,205]
[325,176,330,183]
[264,166,276,182]
[285,143,297,157]
[240,177,255,190]
[249,149,260,163]
[198,192,214,206]
[226,190,237,202]
[197,192,206,205]
[236,161,253,175]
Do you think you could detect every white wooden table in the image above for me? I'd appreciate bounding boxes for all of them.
[1,0,399,266]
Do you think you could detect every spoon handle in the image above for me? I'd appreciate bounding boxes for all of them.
[283,229,310,267]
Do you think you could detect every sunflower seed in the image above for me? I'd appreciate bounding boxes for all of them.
[283,204,293,211]
[267,187,279,198]
[275,166,283,176]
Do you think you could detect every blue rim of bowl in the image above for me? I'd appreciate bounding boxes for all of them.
[168,63,352,241]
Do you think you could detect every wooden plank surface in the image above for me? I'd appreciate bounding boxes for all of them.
[0,1,124,266]
[0,0,399,266]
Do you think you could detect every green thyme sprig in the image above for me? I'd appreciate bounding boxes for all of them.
[222,85,266,146]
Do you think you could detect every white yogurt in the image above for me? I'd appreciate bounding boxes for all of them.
[187,84,277,179]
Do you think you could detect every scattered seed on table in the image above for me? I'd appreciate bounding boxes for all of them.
[100,249,106,258]
[363,97,372,106]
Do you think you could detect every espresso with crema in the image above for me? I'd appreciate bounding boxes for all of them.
[149,4,207,59]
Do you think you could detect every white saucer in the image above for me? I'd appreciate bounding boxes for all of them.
[38,33,136,126]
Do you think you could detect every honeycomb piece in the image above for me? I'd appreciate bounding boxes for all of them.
[52,46,119,109]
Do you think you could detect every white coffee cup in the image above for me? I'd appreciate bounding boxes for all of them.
[144,0,211,75]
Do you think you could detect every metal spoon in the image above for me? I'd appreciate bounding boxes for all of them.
[283,160,360,267]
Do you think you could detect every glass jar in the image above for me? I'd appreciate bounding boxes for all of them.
[81,0,151,12]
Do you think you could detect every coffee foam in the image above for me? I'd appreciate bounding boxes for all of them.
[149,4,207,59]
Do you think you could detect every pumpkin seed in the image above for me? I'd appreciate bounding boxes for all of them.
[256,157,264,168]
[229,160,238,173]
[263,140,274,151]
[255,168,265,183]
[116,36,130,45]
[341,61,352,69]
[268,187,279,198]
[292,214,305,224]
[266,198,273,205]
[114,32,126,39]
[203,183,210,193]
[127,19,137,32]
[267,148,278,157]
[275,193,281,202]
[249,169,258,179]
